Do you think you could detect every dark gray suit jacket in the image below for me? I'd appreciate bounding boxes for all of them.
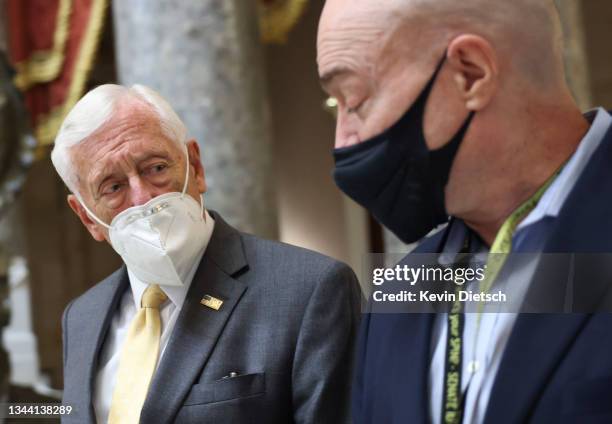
[61,211,361,423]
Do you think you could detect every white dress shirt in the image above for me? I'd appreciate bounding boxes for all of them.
[428,108,612,424]
[93,209,215,424]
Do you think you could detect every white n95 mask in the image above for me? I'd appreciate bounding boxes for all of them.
[78,145,206,287]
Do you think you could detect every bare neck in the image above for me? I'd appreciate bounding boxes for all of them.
[462,104,590,246]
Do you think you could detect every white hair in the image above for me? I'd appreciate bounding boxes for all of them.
[51,84,188,195]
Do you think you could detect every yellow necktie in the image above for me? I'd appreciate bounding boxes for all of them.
[108,285,168,424]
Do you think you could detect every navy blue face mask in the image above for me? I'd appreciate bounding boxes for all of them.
[333,55,475,244]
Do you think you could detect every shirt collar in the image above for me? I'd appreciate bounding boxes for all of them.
[517,107,612,231]
[127,209,215,310]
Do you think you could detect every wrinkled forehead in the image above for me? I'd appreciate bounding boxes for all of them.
[71,106,181,183]
[317,0,405,69]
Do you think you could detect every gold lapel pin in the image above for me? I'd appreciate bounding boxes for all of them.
[201,294,224,311]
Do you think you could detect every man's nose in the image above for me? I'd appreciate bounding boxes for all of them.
[127,176,156,206]
[335,110,361,148]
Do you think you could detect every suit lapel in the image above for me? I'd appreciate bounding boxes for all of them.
[67,267,128,423]
[139,212,249,424]
[483,314,589,424]
[484,121,612,423]
[401,313,436,424]
[400,225,450,422]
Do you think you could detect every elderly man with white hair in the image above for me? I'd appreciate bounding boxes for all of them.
[318,0,612,423]
[53,84,361,424]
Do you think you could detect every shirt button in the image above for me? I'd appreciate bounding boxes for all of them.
[468,360,480,373]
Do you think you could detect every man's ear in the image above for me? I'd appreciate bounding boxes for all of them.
[67,194,107,242]
[447,35,499,111]
[186,140,207,193]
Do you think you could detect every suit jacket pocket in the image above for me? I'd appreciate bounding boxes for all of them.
[183,373,266,406]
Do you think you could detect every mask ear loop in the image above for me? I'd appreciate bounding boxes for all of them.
[75,194,111,229]
[180,143,190,197]
[181,142,206,221]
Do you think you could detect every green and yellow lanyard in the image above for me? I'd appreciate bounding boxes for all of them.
[442,169,560,424]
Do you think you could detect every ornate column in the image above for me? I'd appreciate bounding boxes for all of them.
[112,0,277,238]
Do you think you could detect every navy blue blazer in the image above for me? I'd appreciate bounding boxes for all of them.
[352,122,612,424]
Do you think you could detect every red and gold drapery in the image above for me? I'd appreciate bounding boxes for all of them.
[6,0,107,154]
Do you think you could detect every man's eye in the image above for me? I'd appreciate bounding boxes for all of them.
[151,164,167,173]
[103,183,122,195]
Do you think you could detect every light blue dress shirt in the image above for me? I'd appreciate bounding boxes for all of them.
[428,108,612,424]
